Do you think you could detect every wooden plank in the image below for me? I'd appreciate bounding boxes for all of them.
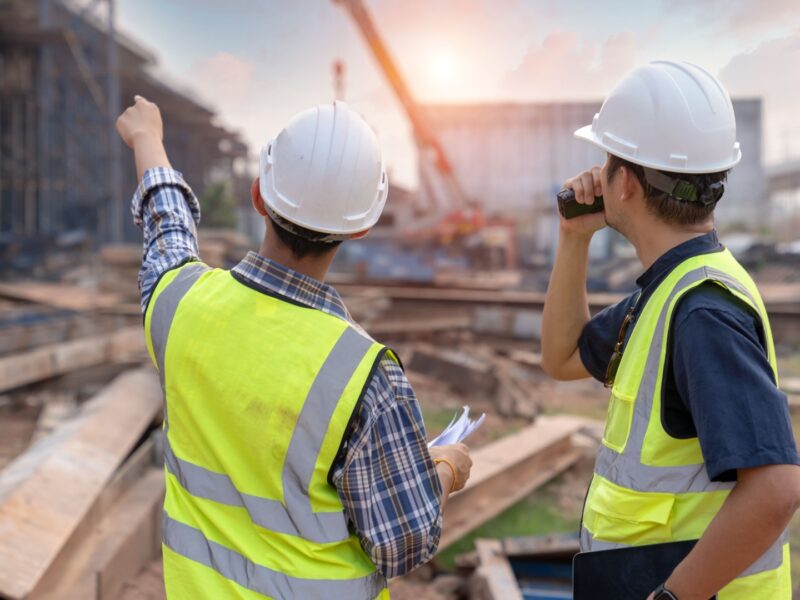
[507,349,542,369]
[95,469,164,600]
[500,533,580,559]
[409,345,498,396]
[0,326,145,393]
[27,441,160,600]
[439,415,587,550]
[471,539,524,600]
[0,368,162,600]
[368,315,472,335]
[94,434,158,519]
[0,411,38,472]
[28,450,164,600]
[782,377,800,396]
[0,282,123,312]
[0,313,129,356]
[119,560,165,600]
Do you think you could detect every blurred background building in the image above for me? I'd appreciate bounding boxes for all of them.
[0,0,249,271]
[421,99,767,255]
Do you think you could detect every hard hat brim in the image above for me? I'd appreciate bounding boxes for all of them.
[573,124,742,174]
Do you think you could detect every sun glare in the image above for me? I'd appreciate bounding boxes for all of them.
[430,51,461,84]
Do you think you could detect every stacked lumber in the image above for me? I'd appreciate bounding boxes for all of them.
[0,281,123,311]
[0,368,163,600]
[440,415,591,550]
[0,326,146,393]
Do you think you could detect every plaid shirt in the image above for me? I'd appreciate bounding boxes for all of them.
[131,167,443,578]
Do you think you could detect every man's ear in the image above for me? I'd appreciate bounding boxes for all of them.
[251,178,268,217]
[620,166,642,202]
[350,229,370,240]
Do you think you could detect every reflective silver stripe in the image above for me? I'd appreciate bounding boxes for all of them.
[163,434,349,543]
[596,266,760,494]
[163,326,374,543]
[149,262,210,388]
[594,446,734,494]
[282,326,373,507]
[585,264,785,579]
[163,512,386,600]
[580,526,788,578]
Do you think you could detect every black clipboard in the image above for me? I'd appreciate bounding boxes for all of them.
[573,540,716,599]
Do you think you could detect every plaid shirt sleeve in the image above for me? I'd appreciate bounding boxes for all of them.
[130,167,202,312]
[331,355,444,579]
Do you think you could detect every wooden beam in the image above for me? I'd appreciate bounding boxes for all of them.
[0,282,123,312]
[95,469,164,600]
[119,559,165,600]
[29,468,165,600]
[0,326,145,393]
[470,539,524,600]
[368,315,472,336]
[439,415,588,551]
[0,368,162,600]
[26,435,158,599]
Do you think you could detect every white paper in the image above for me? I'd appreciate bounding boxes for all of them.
[428,406,486,447]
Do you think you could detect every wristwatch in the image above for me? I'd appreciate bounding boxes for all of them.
[652,583,679,600]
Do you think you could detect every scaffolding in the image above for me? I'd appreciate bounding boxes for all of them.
[0,0,248,250]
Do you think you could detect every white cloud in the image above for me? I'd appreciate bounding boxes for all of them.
[662,0,800,36]
[719,28,800,163]
[188,52,256,111]
[497,31,637,100]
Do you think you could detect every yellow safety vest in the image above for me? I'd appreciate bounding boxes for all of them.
[144,261,393,600]
[582,248,791,598]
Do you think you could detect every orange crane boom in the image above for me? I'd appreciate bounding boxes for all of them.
[331,0,470,212]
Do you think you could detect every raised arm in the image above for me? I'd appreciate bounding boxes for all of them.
[116,96,201,311]
[116,95,171,181]
[541,167,606,380]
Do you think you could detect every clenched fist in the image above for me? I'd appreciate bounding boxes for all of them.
[116,95,163,149]
[560,166,607,239]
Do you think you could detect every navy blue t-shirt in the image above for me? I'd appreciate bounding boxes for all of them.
[579,231,799,481]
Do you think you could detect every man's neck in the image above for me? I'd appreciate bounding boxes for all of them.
[258,237,335,283]
[628,220,713,271]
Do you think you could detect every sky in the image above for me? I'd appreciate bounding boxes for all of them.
[118,0,800,189]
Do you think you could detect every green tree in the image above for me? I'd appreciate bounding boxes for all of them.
[200,181,237,229]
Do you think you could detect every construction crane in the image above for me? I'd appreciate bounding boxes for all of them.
[331,0,498,250]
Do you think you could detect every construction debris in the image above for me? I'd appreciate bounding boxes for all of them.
[0,326,145,393]
[467,534,578,600]
[439,415,591,551]
[0,369,162,600]
[6,257,796,600]
[0,281,124,312]
[410,346,497,396]
[470,539,524,600]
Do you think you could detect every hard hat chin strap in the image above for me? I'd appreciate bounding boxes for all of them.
[642,167,724,208]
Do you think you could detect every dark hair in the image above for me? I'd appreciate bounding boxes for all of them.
[606,154,728,226]
[268,217,342,259]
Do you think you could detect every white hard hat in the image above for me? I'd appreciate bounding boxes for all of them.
[575,60,741,174]
[259,101,389,239]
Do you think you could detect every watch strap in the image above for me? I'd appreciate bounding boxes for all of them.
[653,583,679,600]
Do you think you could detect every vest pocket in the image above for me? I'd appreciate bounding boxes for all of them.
[602,389,635,452]
[588,476,674,546]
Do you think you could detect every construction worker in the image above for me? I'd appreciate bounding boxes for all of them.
[541,61,800,599]
[116,97,472,599]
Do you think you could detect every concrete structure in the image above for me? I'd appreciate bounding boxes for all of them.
[421,100,766,243]
[0,0,248,246]
[766,158,800,238]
